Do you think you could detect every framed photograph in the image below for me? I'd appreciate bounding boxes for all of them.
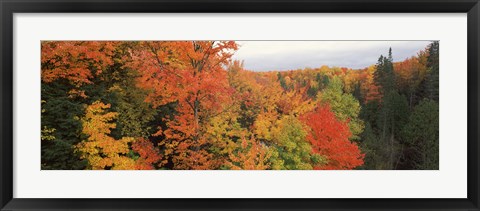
[1,0,479,210]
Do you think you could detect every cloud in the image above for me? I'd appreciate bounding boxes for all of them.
[232,41,432,71]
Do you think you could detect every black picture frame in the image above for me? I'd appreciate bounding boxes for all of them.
[1,0,479,210]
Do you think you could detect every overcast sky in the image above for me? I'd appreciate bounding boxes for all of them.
[232,41,432,71]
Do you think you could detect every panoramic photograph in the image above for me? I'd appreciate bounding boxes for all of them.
[41,41,439,170]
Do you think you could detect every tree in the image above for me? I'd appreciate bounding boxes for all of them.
[301,104,364,170]
[360,66,382,103]
[76,101,137,170]
[127,41,238,169]
[227,61,263,129]
[277,72,290,90]
[109,70,157,138]
[376,90,410,169]
[358,122,385,169]
[277,88,316,116]
[401,99,439,169]
[374,48,396,94]
[131,138,162,170]
[394,53,428,108]
[202,100,244,167]
[318,77,364,140]
[41,41,117,87]
[371,49,411,169]
[270,115,323,170]
[425,41,439,102]
[41,100,56,141]
[226,135,272,170]
[41,81,87,170]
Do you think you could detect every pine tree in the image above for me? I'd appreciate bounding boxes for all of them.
[372,48,410,169]
[374,48,396,94]
[41,80,87,170]
[426,41,439,102]
[401,99,439,169]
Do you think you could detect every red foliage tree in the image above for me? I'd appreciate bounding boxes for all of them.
[301,104,365,170]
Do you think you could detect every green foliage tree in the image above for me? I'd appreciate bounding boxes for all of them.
[41,101,56,141]
[358,122,384,169]
[269,115,324,170]
[277,72,293,91]
[426,41,439,102]
[376,90,410,169]
[41,81,87,170]
[368,49,410,169]
[401,99,439,169]
[374,48,395,94]
[106,68,157,138]
[319,76,364,140]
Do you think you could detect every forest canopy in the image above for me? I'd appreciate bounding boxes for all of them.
[41,41,439,170]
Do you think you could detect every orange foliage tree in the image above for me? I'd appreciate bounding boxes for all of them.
[359,65,382,103]
[41,41,117,87]
[393,52,428,106]
[226,135,271,170]
[131,138,162,170]
[126,41,238,169]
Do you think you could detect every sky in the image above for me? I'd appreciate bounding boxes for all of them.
[231,41,432,71]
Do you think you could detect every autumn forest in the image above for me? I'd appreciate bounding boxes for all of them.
[41,41,439,170]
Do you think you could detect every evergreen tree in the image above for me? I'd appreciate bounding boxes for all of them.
[401,99,439,169]
[277,72,289,90]
[41,80,87,170]
[352,82,363,105]
[426,41,439,102]
[359,122,384,169]
[370,48,410,169]
[376,90,410,169]
[374,48,396,94]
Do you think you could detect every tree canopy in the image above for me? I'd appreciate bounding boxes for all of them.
[41,41,439,170]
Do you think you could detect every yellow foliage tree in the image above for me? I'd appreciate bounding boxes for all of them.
[76,101,136,170]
